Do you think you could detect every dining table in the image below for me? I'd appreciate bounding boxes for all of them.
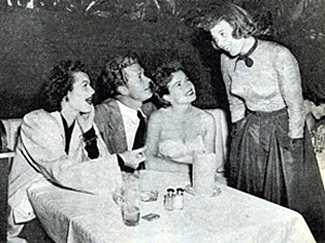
[27,170,315,243]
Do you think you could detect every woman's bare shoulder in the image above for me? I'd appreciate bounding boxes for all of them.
[193,107,214,118]
[192,107,215,125]
[150,107,170,120]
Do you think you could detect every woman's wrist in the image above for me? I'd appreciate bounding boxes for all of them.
[83,127,97,144]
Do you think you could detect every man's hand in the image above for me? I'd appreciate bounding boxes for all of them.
[77,105,95,133]
[119,146,147,169]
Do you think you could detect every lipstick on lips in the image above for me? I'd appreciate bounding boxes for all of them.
[85,97,93,104]
[185,89,194,96]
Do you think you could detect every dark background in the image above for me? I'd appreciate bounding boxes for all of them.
[0,7,225,119]
[0,0,325,119]
[0,0,324,241]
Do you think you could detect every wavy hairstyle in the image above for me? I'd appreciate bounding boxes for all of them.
[196,2,259,39]
[153,60,185,106]
[98,52,139,99]
[40,60,88,112]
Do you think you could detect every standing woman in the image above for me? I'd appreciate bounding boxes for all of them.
[197,3,325,241]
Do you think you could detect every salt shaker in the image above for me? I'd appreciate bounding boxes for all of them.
[173,188,184,209]
[164,188,175,210]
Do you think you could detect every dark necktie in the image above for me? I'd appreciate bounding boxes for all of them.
[117,110,146,173]
[133,110,146,169]
[236,38,258,67]
[133,110,146,150]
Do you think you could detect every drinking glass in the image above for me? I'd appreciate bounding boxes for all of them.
[121,204,140,227]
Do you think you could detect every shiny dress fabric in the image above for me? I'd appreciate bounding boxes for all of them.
[226,108,325,241]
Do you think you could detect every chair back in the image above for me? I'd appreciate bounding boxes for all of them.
[1,118,23,151]
[0,120,7,152]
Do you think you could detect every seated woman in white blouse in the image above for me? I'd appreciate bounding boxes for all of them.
[7,61,122,243]
[145,61,216,173]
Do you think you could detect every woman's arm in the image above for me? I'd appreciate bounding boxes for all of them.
[202,111,216,153]
[145,111,190,172]
[20,110,122,194]
[275,46,304,139]
[221,54,246,123]
[303,99,316,133]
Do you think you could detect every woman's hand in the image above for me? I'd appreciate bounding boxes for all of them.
[77,105,95,133]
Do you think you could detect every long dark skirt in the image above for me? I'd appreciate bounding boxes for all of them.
[226,108,325,241]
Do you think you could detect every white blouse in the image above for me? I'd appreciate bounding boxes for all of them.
[221,39,304,139]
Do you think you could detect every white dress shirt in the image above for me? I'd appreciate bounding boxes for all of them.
[117,100,145,150]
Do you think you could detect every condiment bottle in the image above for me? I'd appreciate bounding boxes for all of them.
[164,188,175,210]
[173,188,184,209]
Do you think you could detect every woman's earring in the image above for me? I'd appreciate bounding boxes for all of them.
[65,96,69,102]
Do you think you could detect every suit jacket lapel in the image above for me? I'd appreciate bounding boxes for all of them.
[108,99,128,153]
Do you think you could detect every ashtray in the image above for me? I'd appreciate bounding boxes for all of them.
[184,184,221,197]
[140,190,159,202]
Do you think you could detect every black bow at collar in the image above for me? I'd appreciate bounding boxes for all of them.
[236,38,258,68]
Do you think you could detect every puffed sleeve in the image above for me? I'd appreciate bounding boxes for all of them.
[221,54,246,123]
[275,46,304,139]
[20,110,122,195]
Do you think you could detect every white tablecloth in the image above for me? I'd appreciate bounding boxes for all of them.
[28,170,315,243]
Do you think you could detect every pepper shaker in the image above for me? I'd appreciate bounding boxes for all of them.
[173,188,184,209]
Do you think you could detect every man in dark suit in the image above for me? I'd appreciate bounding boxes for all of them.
[95,53,156,173]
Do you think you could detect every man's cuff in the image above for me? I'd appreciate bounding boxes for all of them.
[116,154,135,173]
